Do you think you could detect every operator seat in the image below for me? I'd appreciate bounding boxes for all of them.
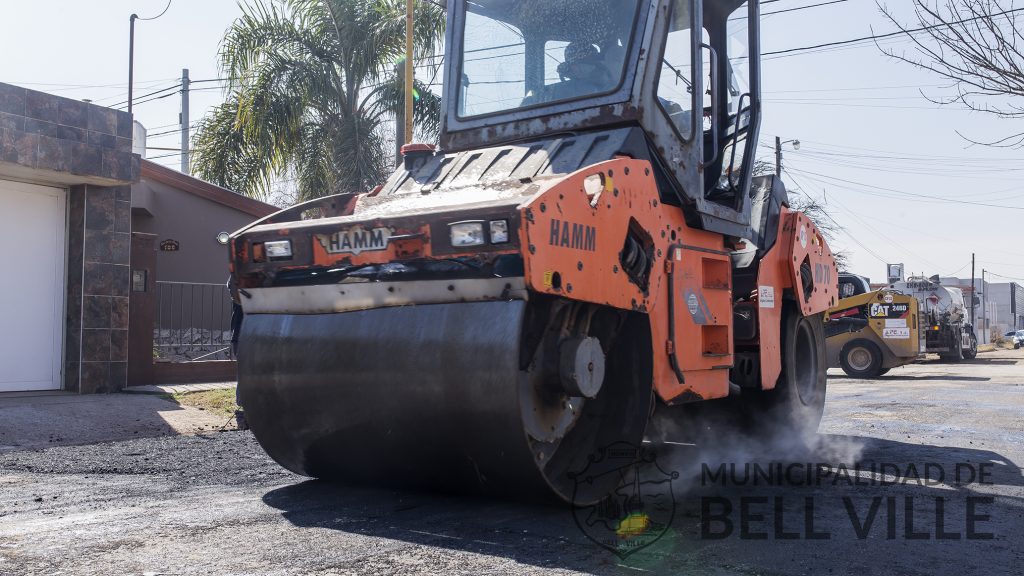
[731,175,789,295]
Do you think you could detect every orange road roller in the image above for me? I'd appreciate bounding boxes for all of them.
[228,0,838,504]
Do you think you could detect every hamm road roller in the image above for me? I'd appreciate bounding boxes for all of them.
[228,0,839,504]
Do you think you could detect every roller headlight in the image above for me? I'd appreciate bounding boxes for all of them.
[449,221,485,247]
[489,220,509,244]
[264,240,293,260]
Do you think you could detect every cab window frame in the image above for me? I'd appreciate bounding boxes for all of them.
[652,0,701,143]
[453,0,647,122]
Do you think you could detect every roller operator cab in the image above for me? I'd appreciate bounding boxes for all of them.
[229,0,839,504]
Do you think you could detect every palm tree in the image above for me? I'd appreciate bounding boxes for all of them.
[192,0,445,202]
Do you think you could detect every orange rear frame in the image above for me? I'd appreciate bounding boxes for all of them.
[234,156,838,406]
[518,158,837,404]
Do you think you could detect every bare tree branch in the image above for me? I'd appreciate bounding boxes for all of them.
[878,0,1024,145]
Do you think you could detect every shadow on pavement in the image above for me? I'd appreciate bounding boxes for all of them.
[920,358,1020,366]
[831,373,991,381]
[261,434,1024,573]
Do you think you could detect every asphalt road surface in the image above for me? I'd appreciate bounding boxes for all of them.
[1,350,1021,575]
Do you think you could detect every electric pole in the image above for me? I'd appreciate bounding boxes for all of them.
[396,0,415,164]
[180,68,190,175]
[774,137,799,177]
[128,14,138,116]
[126,3,172,116]
[394,62,405,164]
[971,253,976,329]
[404,0,414,145]
[982,268,987,344]
[775,136,781,177]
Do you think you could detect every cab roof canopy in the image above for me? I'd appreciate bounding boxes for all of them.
[466,0,638,43]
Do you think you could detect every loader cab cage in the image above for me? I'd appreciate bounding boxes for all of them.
[442,0,762,238]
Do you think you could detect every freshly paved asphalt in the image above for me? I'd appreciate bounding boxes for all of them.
[0,350,1021,575]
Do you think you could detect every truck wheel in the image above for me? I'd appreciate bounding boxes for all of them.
[963,333,978,360]
[839,339,883,378]
[743,307,827,436]
[940,332,964,363]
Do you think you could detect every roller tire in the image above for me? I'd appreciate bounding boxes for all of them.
[743,305,828,436]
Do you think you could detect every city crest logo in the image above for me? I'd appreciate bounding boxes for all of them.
[570,442,679,558]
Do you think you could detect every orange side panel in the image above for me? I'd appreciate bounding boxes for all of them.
[785,210,839,317]
[519,158,732,404]
[755,206,839,390]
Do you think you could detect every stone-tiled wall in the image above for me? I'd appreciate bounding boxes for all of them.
[0,83,136,182]
[65,185,133,393]
[1,82,138,393]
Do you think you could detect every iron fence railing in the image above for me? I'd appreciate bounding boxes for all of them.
[154,281,234,362]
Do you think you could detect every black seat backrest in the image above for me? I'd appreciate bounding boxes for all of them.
[748,175,789,255]
[731,175,789,298]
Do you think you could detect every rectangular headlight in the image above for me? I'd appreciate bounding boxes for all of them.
[264,240,293,260]
[489,220,509,244]
[449,221,485,247]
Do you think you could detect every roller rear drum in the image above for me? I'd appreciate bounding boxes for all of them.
[238,300,652,504]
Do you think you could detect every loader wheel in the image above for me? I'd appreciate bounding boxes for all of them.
[877,368,891,376]
[743,306,827,436]
[839,339,883,378]
[963,334,978,359]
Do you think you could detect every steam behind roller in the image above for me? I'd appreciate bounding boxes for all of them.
[228,0,839,504]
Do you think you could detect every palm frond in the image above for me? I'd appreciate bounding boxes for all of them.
[193,0,447,201]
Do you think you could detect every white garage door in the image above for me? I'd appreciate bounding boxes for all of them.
[0,181,66,392]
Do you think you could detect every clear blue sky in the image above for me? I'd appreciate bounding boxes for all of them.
[2,0,1022,283]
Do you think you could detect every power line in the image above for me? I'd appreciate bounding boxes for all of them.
[765,100,969,111]
[147,123,201,138]
[978,260,1024,268]
[111,83,181,108]
[5,77,179,95]
[785,167,940,268]
[781,167,891,265]
[786,167,1024,210]
[791,137,1024,164]
[790,147,1021,165]
[728,0,848,21]
[987,270,1024,282]
[786,150,1024,186]
[135,0,172,21]
[945,263,970,277]
[762,5,1024,59]
[762,0,849,17]
[116,87,183,110]
[767,82,952,95]
[786,165,948,271]
[415,0,857,68]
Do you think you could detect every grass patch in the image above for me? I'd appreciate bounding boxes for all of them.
[165,388,239,418]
